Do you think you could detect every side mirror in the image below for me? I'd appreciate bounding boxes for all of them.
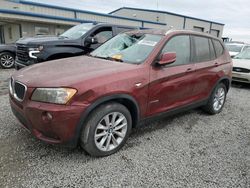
[85,37,98,45]
[158,52,176,66]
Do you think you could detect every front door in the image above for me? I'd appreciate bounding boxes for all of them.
[89,27,113,50]
[148,35,196,116]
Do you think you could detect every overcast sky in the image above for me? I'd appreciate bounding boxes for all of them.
[30,0,250,42]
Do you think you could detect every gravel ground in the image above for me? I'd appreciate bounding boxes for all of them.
[0,68,250,188]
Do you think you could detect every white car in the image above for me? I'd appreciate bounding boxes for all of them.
[232,49,250,83]
[225,42,250,58]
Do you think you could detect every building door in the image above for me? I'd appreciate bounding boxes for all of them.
[0,25,4,44]
[4,24,21,43]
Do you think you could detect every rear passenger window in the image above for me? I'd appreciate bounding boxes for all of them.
[161,35,190,66]
[213,40,224,57]
[209,39,216,60]
[193,36,210,62]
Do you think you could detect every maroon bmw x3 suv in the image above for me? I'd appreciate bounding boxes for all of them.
[9,29,232,156]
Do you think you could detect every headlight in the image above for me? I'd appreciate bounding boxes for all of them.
[31,88,77,104]
[28,46,43,58]
[28,45,44,51]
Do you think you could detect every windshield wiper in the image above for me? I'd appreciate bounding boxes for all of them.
[91,55,124,62]
[106,56,124,62]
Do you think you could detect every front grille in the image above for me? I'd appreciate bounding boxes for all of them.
[232,77,249,82]
[10,78,27,102]
[233,67,250,73]
[16,45,29,62]
[14,82,26,101]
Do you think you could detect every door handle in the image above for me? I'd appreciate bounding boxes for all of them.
[214,62,219,67]
[186,68,193,72]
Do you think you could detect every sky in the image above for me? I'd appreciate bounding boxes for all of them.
[29,0,250,43]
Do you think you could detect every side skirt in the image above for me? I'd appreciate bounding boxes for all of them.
[138,99,208,127]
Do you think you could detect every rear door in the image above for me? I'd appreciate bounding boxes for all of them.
[148,35,196,116]
[191,36,221,100]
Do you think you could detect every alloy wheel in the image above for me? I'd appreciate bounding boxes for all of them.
[1,54,14,68]
[213,87,226,111]
[94,112,128,152]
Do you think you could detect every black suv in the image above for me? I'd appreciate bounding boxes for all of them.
[15,23,137,70]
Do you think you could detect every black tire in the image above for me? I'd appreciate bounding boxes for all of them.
[203,83,227,115]
[0,52,15,69]
[80,102,132,157]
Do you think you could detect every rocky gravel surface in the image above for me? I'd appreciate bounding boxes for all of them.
[0,68,250,187]
[0,69,14,96]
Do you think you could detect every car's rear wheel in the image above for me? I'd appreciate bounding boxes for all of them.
[0,52,15,69]
[203,83,227,114]
[80,102,132,157]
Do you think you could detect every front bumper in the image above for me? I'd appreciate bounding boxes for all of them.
[15,58,40,70]
[232,72,250,83]
[9,94,86,147]
[15,60,27,70]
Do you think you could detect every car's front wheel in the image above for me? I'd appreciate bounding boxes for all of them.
[80,102,132,157]
[0,52,15,69]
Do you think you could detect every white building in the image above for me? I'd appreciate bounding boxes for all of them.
[110,7,224,38]
[0,0,224,44]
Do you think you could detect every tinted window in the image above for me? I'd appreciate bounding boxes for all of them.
[209,39,216,60]
[94,30,113,44]
[194,36,210,62]
[60,23,94,39]
[161,35,190,66]
[213,40,224,57]
[92,27,113,44]
[116,27,134,34]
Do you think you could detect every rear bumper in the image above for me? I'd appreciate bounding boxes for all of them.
[232,72,250,83]
[10,95,86,147]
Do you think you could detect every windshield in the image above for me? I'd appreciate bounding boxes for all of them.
[234,49,250,60]
[90,33,163,64]
[60,23,94,39]
[225,44,243,52]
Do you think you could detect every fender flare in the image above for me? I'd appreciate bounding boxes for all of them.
[70,94,140,147]
[209,76,231,96]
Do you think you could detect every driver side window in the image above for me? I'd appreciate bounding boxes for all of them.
[92,27,113,44]
[161,35,191,66]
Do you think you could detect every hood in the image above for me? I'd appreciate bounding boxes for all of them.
[12,56,137,87]
[0,44,15,47]
[233,59,250,69]
[16,36,76,46]
[0,44,16,50]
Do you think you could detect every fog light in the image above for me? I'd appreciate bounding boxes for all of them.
[42,111,53,122]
